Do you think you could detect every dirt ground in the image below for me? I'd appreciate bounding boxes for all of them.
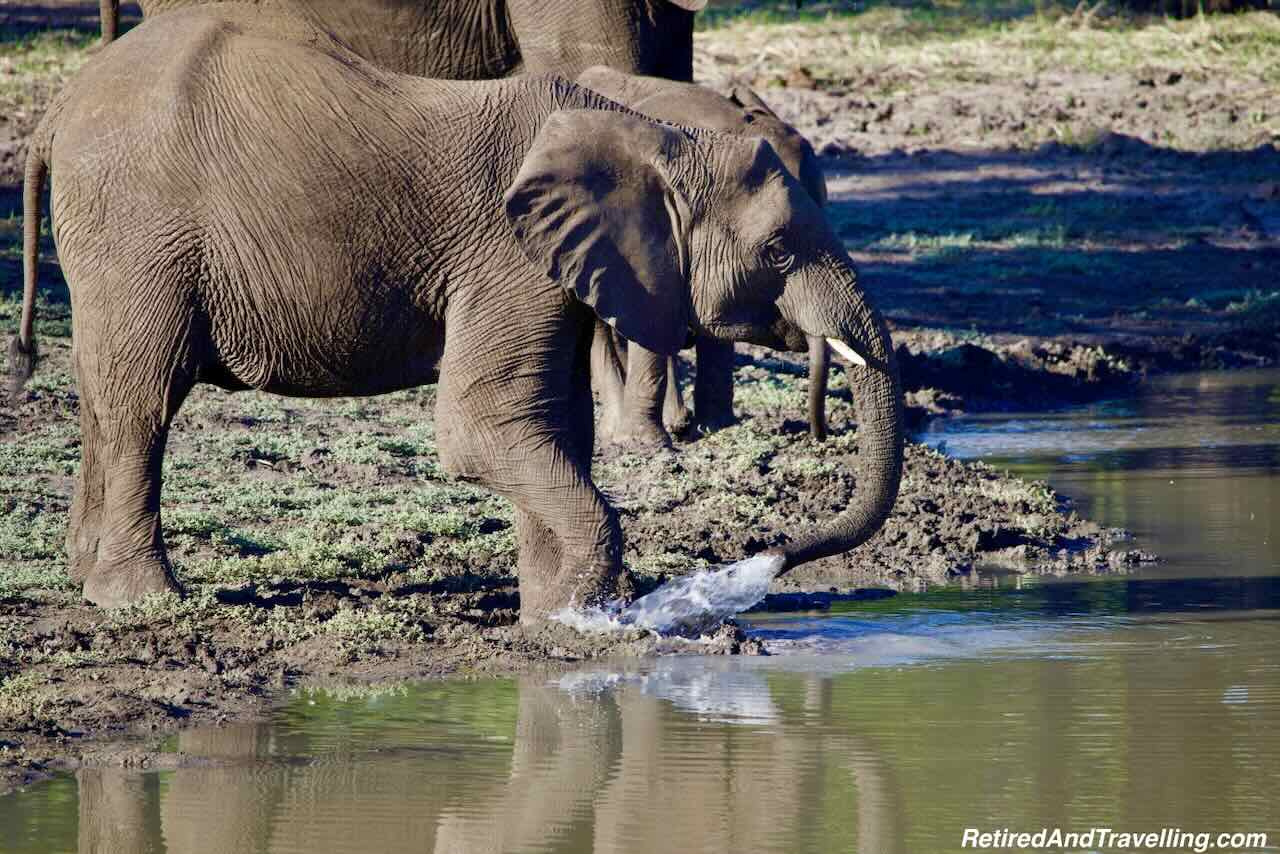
[1,0,1277,793]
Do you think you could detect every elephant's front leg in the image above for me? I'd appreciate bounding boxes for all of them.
[436,320,624,622]
[692,337,738,433]
[591,321,628,443]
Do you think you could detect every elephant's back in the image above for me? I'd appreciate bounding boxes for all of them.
[49,4,414,197]
[306,0,520,79]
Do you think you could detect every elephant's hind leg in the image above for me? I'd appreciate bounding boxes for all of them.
[76,319,198,607]
[67,354,105,585]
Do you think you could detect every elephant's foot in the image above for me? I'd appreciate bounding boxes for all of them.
[82,555,182,608]
[693,407,738,434]
[662,397,692,437]
[520,566,624,626]
[601,417,673,452]
[692,339,737,436]
[66,525,100,586]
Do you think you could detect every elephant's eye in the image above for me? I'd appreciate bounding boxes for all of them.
[764,242,795,273]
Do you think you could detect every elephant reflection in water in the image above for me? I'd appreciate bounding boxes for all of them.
[435,671,907,853]
[74,674,903,853]
[75,769,160,854]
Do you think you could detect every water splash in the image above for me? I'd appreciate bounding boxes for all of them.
[553,553,784,637]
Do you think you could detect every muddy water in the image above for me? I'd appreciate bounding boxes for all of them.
[4,370,1280,853]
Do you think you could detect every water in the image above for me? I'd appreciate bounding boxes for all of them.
[919,368,1280,579]
[553,553,784,635]
[4,370,1280,853]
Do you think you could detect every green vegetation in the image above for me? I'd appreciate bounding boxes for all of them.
[0,31,93,111]
[698,1,1280,84]
[0,673,50,724]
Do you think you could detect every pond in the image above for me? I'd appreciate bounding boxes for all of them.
[3,370,1279,853]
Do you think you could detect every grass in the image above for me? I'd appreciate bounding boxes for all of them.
[0,672,51,725]
[0,31,94,113]
[697,1,1280,84]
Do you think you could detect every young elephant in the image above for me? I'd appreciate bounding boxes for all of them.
[14,6,902,620]
[575,67,835,445]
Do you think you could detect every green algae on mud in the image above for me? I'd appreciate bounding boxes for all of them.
[0,328,1146,795]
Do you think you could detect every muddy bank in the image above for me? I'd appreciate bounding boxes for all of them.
[3,0,1274,796]
[1,334,1147,794]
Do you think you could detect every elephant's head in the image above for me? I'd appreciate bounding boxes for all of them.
[504,109,902,572]
[575,67,827,209]
[576,67,833,438]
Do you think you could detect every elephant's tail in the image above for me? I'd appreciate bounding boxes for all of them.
[10,139,47,400]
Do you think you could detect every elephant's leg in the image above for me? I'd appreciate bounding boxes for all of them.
[662,356,691,436]
[98,0,120,45]
[80,355,193,607]
[513,508,567,619]
[68,354,106,584]
[518,356,628,619]
[437,324,622,622]
[808,334,830,441]
[591,321,627,444]
[692,337,737,433]
[603,343,671,449]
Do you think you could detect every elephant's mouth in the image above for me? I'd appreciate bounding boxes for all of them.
[694,316,801,353]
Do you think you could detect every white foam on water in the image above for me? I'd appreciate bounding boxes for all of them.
[552,553,784,637]
[557,664,778,724]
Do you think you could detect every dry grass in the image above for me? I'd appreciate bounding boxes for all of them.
[696,2,1280,85]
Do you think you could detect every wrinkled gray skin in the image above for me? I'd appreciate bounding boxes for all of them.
[100,0,702,80]
[99,0,804,440]
[14,6,902,620]
[576,67,833,444]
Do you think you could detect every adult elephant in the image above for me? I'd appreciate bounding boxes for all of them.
[98,0,702,80]
[15,6,902,620]
[95,0,830,442]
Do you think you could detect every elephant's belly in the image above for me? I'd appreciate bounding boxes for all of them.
[209,315,446,399]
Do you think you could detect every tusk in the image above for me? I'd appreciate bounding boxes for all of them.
[826,338,867,367]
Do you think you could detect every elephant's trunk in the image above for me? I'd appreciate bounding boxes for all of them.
[773,286,903,572]
[807,335,829,441]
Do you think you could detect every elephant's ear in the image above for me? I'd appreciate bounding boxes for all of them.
[504,110,693,357]
[728,85,781,119]
[666,0,708,9]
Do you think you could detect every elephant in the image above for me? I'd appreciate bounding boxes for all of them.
[95,0,829,445]
[575,66,835,444]
[68,676,903,852]
[93,0,818,441]
[98,0,703,81]
[11,5,903,620]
